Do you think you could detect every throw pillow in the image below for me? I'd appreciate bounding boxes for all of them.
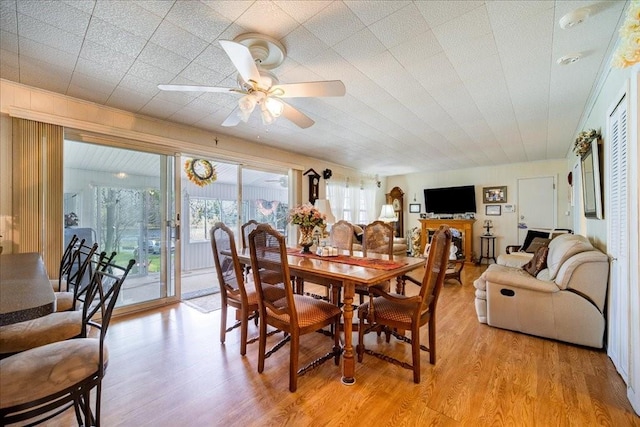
[523,246,549,277]
[525,237,551,253]
[521,230,550,252]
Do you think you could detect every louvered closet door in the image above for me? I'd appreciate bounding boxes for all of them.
[607,93,629,381]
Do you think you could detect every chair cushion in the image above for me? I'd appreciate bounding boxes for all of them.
[497,252,534,268]
[358,295,421,324]
[55,291,75,312]
[0,311,83,354]
[268,294,341,328]
[0,338,106,409]
[50,278,67,292]
[523,246,549,277]
[227,281,259,307]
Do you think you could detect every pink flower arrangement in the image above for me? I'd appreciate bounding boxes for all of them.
[289,203,325,228]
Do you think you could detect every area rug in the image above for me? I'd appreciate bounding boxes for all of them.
[182,291,222,314]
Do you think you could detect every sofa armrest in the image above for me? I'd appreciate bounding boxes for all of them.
[506,245,522,254]
[482,264,559,293]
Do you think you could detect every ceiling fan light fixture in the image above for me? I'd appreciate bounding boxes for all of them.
[260,102,276,125]
[237,94,257,122]
[265,97,284,118]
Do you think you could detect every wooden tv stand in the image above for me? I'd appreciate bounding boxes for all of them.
[419,219,476,263]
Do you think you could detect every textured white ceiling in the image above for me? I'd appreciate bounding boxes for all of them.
[0,0,627,176]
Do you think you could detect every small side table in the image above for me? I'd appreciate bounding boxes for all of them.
[478,235,497,265]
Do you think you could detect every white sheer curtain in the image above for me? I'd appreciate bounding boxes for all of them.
[327,180,346,221]
[362,181,376,223]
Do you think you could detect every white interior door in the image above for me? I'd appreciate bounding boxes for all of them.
[607,91,630,383]
[517,176,556,244]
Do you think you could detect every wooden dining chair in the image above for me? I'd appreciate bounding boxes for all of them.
[0,251,117,358]
[328,220,354,304]
[248,223,342,392]
[241,219,260,250]
[0,258,135,426]
[357,220,395,301]
[240,219,260,279]
[356,225,452,383]
[210,222,260,356]
[330,220,354,255]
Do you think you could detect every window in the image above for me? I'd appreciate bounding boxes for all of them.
[327,179,376,224]
[188,197,238,241]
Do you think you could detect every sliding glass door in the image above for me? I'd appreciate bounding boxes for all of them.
[179,158,289,299]
[63,140,177,309]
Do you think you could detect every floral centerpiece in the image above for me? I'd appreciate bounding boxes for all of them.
[573,129,600,157]
[289,203,326,252]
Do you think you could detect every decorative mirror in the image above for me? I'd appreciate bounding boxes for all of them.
[580,138,603,219]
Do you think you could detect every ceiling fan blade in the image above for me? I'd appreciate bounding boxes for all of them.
[271,80,346,98]
[158,84,237,93]
[281,102,315,129]
[221,108,242,127]
[219,40,262,86]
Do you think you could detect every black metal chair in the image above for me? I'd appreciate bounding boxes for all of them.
[0,258,135,426]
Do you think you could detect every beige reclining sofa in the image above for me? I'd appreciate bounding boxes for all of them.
[473,234,609,348]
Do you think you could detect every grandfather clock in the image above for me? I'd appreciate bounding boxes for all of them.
[386,186,404,238]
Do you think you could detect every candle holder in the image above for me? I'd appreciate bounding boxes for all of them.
[483,220,493,236]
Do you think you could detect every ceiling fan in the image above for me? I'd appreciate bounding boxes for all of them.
[158,33,346,129]
[264,176,288,187]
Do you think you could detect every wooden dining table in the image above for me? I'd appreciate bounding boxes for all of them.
[0,253,56,326]
[233,248,426,385]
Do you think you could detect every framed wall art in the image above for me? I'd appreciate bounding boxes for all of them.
[485,205,501,216]
[483,186,507,204]
[409,203,421,213]
[580,138,603,219]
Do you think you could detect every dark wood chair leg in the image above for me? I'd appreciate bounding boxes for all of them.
[240,307,248,356]
[220,301,227,344]
[412,324,421,384]
[258,316,267,373]
[290,332,299,392]
[429,316,436,364]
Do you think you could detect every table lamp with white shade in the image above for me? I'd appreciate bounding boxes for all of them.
[314,199,336,237]
[378,204,397,222]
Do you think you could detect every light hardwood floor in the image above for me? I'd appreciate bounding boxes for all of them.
[43,264,639,426]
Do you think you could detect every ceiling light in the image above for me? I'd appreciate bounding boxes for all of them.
[237,94,257,122]
[265,97,284,118]
[557,53,582,65]
[559,8,590,29]
[260,102,276,125]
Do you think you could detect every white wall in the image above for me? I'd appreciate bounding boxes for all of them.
[387,159,570,260]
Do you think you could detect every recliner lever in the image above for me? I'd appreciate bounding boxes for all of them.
[500,288,515,297]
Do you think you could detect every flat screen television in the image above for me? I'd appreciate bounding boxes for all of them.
[424,185,476,214]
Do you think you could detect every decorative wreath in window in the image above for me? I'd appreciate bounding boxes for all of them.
[185,159,217,187]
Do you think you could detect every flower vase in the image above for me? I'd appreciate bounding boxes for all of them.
[298,226,315,253]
